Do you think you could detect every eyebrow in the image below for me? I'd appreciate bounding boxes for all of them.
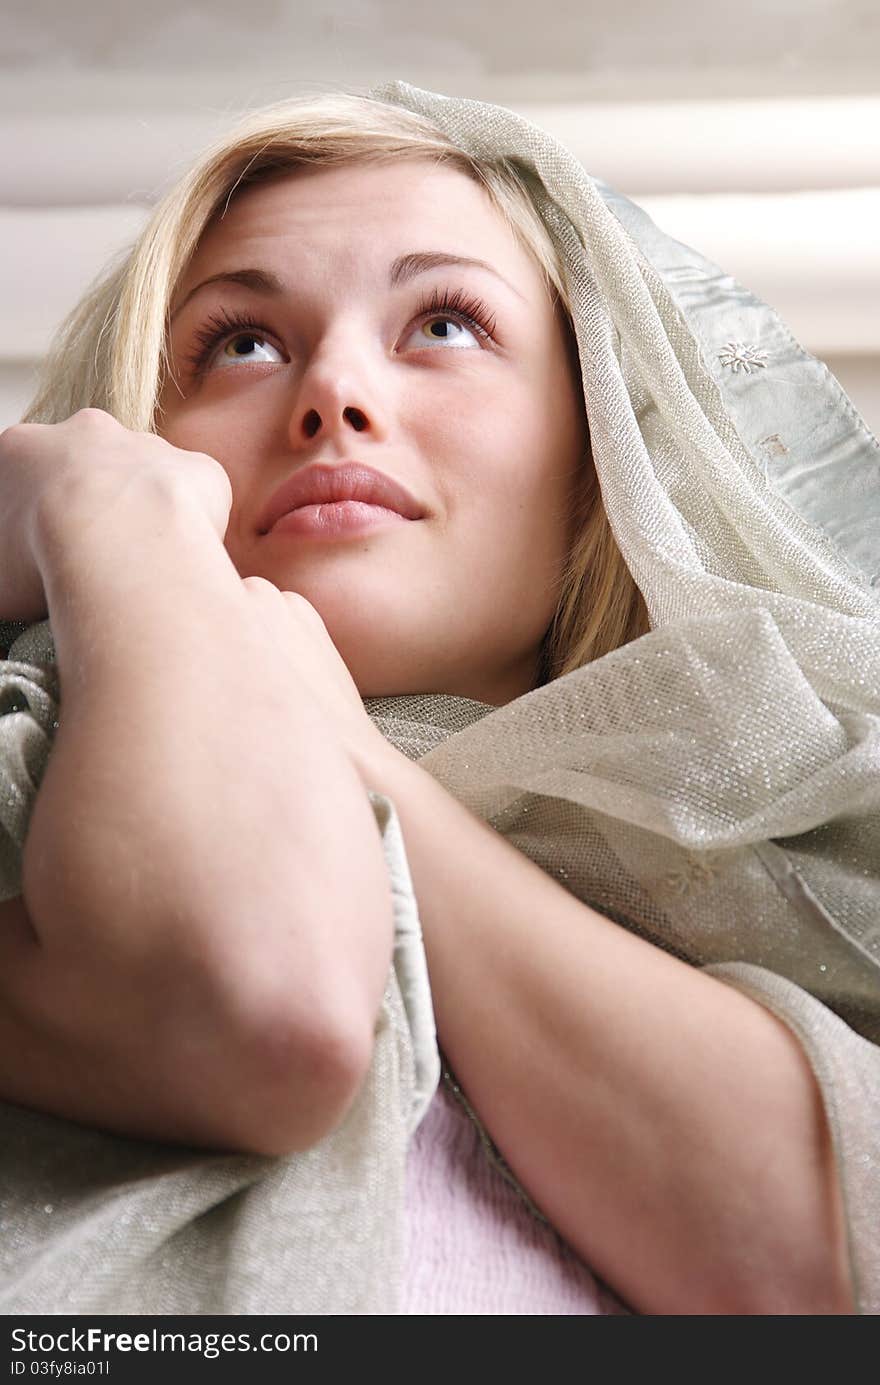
[169,251,525,323]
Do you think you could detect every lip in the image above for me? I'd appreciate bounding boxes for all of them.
[257,461,425,536]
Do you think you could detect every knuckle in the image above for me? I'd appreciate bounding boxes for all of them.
[182,447,233,485]
[0,420,47,465]
[1,421,28,441]
[1,419,36,442]
[282,590,319,618]
[0,422,25,455]
[73,406,116,426]
[283,592,328,633]
[241,575,278,597]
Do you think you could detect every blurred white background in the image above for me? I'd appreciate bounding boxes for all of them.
[1,0,878,432]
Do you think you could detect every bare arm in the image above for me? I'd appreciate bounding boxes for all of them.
[0,447,394,1154]
[361,740,855,1315]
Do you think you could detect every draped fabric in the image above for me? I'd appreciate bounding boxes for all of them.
[1,80,879,1313]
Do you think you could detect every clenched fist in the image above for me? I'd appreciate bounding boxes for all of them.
[0,408,232,621]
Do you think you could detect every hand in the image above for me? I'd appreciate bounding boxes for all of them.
[236,575,394,786]
[0,408,233,622]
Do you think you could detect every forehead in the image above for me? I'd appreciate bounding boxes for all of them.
[180,158,546,298]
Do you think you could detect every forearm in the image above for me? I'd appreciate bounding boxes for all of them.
[9,495,393,1151]
[364,743,854,1314]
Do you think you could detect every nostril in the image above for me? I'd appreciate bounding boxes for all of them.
[302,407,368,436]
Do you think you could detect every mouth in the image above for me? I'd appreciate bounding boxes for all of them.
[258,461,425,537]
[264,499,414,540]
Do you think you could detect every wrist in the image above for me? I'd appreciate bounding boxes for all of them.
[350,721,418,796]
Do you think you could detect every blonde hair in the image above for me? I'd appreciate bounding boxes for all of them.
[22,88,649,681]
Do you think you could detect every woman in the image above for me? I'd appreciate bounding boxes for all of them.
[0,81,877,1316]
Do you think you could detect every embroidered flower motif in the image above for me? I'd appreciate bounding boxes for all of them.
[718,341,770,374]
[661,850,725,897]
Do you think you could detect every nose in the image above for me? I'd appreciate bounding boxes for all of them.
[287,343,391,450]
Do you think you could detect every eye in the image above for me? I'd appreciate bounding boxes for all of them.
[408,286,497,350]
[183,308,284,376]
[412,318,479,350]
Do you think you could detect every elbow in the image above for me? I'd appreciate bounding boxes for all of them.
[156,958,378,1158]
[227,996,375,1157]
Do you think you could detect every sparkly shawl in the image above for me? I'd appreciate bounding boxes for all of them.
[1,80,879,1314]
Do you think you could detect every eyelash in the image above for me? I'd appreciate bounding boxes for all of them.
[182,286,499,376]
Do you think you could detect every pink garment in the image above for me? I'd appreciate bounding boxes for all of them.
[402,1081,630,1315]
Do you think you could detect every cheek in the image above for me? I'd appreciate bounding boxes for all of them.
[158,407,249,491]
[428,381,579,564]
[156,400,202,452]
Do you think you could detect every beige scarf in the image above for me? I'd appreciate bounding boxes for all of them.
[2,80,879,1314]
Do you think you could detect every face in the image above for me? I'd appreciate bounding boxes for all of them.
[158,159,589,704]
